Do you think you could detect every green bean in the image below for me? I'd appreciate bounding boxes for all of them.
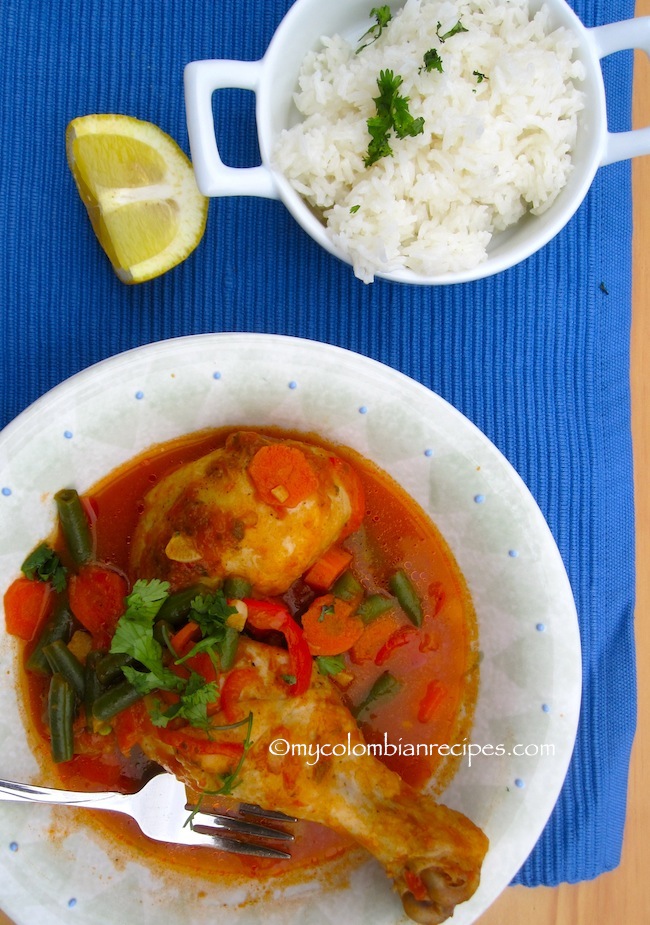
[153,619,174,651]
[156,584,211,626]
[95,651,134,686]
[219,626,240,671]
[332,570,363,602]
[26,596,75,675]
[48,674,75,763]
[92,680,142,722]
[84,650,106,731]
[356,593,394,624]
[352,671,401,719]
[222,576,252,599]
[54,488,93,565]
[43,640,85,698]
[389,570,423,627]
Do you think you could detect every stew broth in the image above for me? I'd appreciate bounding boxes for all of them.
[21,426,478,882]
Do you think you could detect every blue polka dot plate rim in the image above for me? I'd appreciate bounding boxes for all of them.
[0,333,581,925]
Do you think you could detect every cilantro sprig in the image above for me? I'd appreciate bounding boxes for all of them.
[180,591,240,670]
[110,579,184,695]
[109,581,245,734]
[184,711,255,830]
[420,48,443,74]
[21,542,67,592]
[356,5,392,54]
[364,69,425,167]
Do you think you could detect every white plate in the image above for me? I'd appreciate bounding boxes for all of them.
[0,333,581,925]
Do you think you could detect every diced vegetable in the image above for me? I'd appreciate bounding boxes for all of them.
[43,639,85,699]
[54,488,94,565]
[349,611,402,664]
[356,593,394,624]
[353,671,401,719]
[68,564,127,640]
[389,569,423,626]
[26,596,75,674]
[303,547,353,592]
[3,576,53,641]
[332,569,364,602]
[48,673,75,763]
[247,444,318,508]
[301,594,365,656]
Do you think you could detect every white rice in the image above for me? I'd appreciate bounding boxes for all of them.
[272,0,585,282]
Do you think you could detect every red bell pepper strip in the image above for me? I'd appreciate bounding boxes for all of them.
[242,599,312,695]
[220,667,258,723]
[374,624,417,666]
[417,680,445,724]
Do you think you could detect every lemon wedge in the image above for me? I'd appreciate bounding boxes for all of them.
[66,114,208,283]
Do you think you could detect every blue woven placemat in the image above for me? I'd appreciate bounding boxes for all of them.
[0,0,637,886]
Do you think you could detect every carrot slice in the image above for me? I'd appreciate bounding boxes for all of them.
[3,577,53,641]
[349,611,402,664]
[303,546,353,592]
[248,444,318,508]
[302,594,365,656]
[169,620,201,658]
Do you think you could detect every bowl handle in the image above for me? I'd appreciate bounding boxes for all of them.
[589,17,650,166]
[184,60,279,198]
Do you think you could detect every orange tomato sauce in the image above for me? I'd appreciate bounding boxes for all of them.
[21,426,478,883]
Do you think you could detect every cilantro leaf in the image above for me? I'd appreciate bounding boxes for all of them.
[364,70,425,167]
[420,48,443,74]
[110,579,184,694]
[356,5,392,54]
[316,654,346,676]
[21,543,67,592]
[149,671,218,729]
[436,20,468,43]
[184,590,240,669]
[472,70,487,83]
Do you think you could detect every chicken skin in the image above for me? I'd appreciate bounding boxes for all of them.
[139,638,488,925]
[130,431,363,595]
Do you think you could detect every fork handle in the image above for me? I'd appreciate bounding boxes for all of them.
[0,778,127,812]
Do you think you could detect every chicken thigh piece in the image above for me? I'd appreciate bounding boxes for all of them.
[129,431,363,595]
[139,638,488,925]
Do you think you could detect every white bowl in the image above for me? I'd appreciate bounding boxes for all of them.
[0,334,581,925]
[184,0,650,285]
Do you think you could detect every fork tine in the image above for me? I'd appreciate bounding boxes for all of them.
[191,828,292,859]
[238,802,298,823]
[189,811,294,841]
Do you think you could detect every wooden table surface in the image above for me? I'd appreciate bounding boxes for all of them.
[2,4,649,923]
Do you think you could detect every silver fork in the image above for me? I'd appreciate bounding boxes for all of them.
[0,771,295,859]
